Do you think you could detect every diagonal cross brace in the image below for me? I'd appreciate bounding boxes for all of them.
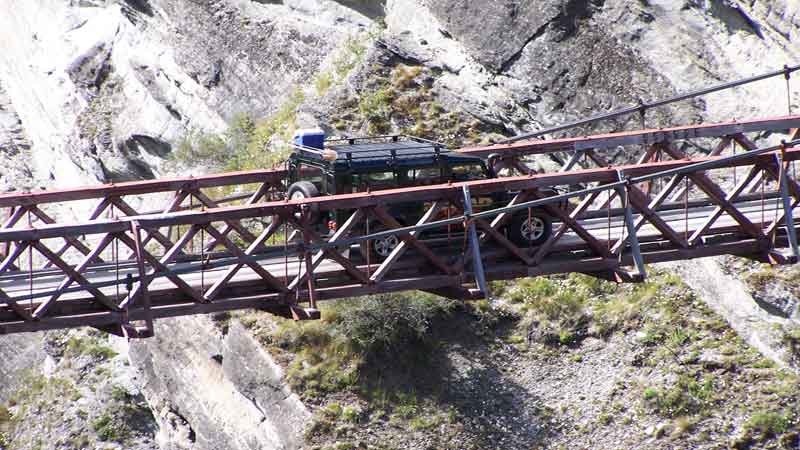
[288,209,365,290]
[205,217,287,300]
[371,203,442,282]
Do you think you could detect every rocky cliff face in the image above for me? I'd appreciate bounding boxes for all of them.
[1,1,800,449]
[128,316,309,450]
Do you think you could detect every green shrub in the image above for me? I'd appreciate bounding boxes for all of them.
[409,414,441,430]
[65,335,117,361]
[643,374,715,418]
[333,35,368,78]
[358,86,394,135]
[110,385,129,402]
[172,89,303,173]
[315,72,334,96]
[92,413,128,442]
[173,130,228,166]
[323,403,343,419]
[745,411,789,438]
[509,277,558,303]
[341,406,360,423]
[334,293,457,360]
[270,292,456,399]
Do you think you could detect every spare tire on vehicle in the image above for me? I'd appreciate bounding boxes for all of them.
[288,181,320,223]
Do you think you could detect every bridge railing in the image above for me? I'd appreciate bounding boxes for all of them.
[1,137,799,336]
[460,115,800,177]
[0,168,288,272]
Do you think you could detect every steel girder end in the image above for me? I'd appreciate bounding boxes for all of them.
[422,286,484,300]
[290,306,321,321]
[765,250,798,266]
[579,270,645,284]
[613,270,646,284]
[94,323,154,339]
[261,302,321,321]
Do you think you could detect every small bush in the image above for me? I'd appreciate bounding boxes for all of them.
[269,292,456,399]
[643,374,715,418]
[341,406,360,423]
[745,411,789,438]
[315,72,334,96]
[65,336,117,361]
[409,415,441,430]
[110,385,129,402]
[172,89,303,174]
[358,86,394,135]
[92,413,128,442]
[323,403,343,419]
[333,35,368,78]
[509,277,558,303]
[334,293,457,360]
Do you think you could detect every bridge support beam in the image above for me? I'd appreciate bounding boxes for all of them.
[776,151,800,262]
[617,171,647,280]
[128,221,154,338]
[463,186,488,298]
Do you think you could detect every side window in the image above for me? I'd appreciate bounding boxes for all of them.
[412,168,442,185]
[351,172,396,192]
[451,164,486,181]
[368,172,394,183]
[299,164,323,183]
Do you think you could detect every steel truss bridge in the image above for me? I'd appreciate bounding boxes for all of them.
[3,67,800,338]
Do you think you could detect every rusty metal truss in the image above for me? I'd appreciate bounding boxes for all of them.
[1,115,800,337]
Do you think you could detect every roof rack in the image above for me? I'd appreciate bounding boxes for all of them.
[290,134,457,165]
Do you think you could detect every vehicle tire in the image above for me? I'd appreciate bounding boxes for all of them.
[287,181,320,222]
[360,223,402,262]
[508,210,552,246]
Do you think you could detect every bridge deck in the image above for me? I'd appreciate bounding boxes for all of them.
[0,196,790,334]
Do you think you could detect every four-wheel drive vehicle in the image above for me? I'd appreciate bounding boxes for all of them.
[286,129,557,259]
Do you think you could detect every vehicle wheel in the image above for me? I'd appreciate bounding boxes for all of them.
[287,181,320,222]
[360,223,402,262]
[508,210,552,246]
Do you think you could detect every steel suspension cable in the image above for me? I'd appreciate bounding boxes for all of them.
[501,63,800,144]
[786,65,793,116]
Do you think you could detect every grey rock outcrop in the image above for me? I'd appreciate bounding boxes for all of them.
[129,316,309,450]
[0,0,370,202]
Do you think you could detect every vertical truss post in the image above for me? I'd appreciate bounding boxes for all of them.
[300,209,318,311]
[616,171,647,280]
[130,221,154,338]
[776,151,799,261]
[462,186,488,298]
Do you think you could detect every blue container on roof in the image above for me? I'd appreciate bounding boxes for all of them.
[293,128,326,150]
